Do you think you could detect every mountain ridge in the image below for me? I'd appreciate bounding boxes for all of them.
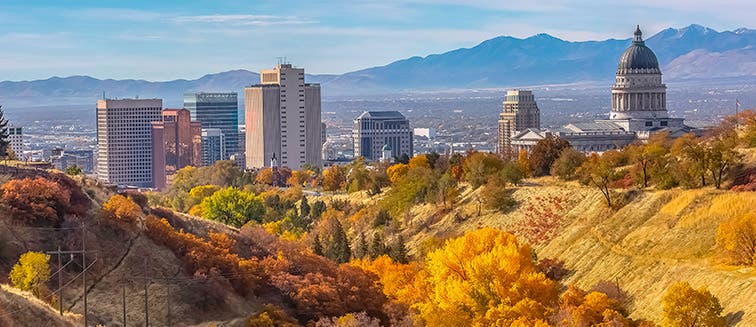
[0,24,753,103]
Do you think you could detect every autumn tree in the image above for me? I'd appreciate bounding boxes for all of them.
[388,235,409,264]
[662,282,725,327]
[353,232,369,259]
[64,164,83,176]
[518,149,532,177]
[255,168,274,185]
[419,228,558,326]
[386,163,409,184]
[462,151,504,188]
[480,177,516,212]
[9,251,51,298]
[716,213,756,266]
[369,233,388,259]
[551,147,586,180]
[707,132,742,189]
[557,285,630,326]
[578,153,621,207]
[200,187,265,227]
[628,133,670,188]
[0,177,72,225]
[347,157,372,193]
[437,172,461,209]
[322,165,347,192]
[672,133,709,187]
[101,194,143,225]
[529,135,571,176]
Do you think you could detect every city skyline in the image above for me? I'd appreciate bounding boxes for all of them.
[0,0,754,81]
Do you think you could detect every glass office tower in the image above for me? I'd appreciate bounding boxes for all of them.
[184,92,238,161]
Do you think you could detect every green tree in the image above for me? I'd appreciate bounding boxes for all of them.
[529,135,571,176]
[300,196,311,218]
[462,152,504,189]
[662,282,725,327]
[437,172,460,209]
[311,200,326,219]
[373,209,391,228]
[313,234,324,256]
[389,235,409,264]
[551,147,586,180]
[64,164,83,176]
[672,133,709,187]
[500,161,525,186]
[0,106,10,158]
[200,188,265,227]
[354,231,369,259]
[323,218,351,263]
[9,251,50,298]
[369,233,387,260]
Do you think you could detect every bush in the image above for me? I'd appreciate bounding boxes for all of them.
[9,251,51,299]
[0,177,72,225]
[662,282,725,327]
[716,213,756,266]
[551,148,586,180]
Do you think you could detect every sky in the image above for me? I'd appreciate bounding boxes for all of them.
[0,0,753,81]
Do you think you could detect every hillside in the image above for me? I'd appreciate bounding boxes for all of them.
[378,178,756,325]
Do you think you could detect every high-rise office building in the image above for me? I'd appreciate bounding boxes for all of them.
[184,92,238,162]
[497,90,540,159]
[97,98,163,188]
[353,111,413,161]
[151,109,202,189]
[201,128,225,166]
[8,126,23,158]
[52,149,94,174]
[245,64,322,170]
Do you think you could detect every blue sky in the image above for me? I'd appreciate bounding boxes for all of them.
[0,0,753,81]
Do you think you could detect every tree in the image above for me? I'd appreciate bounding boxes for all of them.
[64,164,83,176]
[200,187,265,227]
[255,168,274,185]
[101,194,143,224]
[311,200,326,220]
[672,133,709,187]
[551,148,586,180]
[389,235,409,264]
[707,133,742,189]
[347,157,371,193]
[716,213,756,266]
[518,149,532,177]
[323,217,351,263]
[354,232,369,259]
[419,228,558,326]
[300,196,311,218]
[395,153,410,164]
[386,163,409,184]
[373,209,391,228]
[437,172,460,209]
[9,251,50,298]
[578,153,620,207]
[462,152,505,188]
[662,282,725,327]
[628,133,670,188]
[0,105,10,158]
[481,178,516,212]
[529,136,571,177]
[313,234,324,256]
[322,165,347,192]
[557,286,630,326]
[369,233,387,259]
[1,177,72,225]
[500,161,525,186]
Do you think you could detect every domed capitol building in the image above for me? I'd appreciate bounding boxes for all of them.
[506,26,696,154]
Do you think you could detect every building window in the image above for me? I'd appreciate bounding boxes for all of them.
[660,121,668,126]
[645,121,653,127]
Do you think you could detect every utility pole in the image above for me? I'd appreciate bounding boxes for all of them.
[144,259,149,327]
[122,284,126,327]
[82,226,88,327]
[57,245,63,316]
[166,284,171,327]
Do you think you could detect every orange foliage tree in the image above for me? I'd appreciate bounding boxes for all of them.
[101,194,143,225]
[716,212,756,266]
[0,177,72,225]
[556,285,630,326]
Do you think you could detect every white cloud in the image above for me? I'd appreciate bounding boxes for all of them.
[173,14,316,26]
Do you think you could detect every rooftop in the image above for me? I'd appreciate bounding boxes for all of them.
[356,110,407,120]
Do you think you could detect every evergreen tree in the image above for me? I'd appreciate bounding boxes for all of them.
[389,235,409,264]
[311,200,326,219]
[373,209,391,228]
[369,233,387,259]
[313,234,323,256]
[0,106,9,158]
[324,218,351,263]
[354,231,369,259]
[300,196,310,218]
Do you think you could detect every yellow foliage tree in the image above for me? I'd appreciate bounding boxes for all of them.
[351,255,429,307]
[557,286,630,327]
[9,251,51,298]
[662,282,725,327]
[418,228,558,326]
[386,163,409,184]
[409,155,430,170]
[716,212,756,266]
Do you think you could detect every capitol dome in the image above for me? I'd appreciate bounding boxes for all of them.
[617,26,660,73]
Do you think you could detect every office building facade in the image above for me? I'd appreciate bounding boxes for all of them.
[151,109,202,189]
[96,98,163,188]
[184,92,239,161]
[245,64,322,170]
[201,128,225,166]
[497,90,540,159]
[353,111,413,161]
[8,126,23,158]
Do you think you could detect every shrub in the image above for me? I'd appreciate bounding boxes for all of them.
[662,282,725,327]
[716,213,756,266]
[9,251,51,299]
[0,177,72,225]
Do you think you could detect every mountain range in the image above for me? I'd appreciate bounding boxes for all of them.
[0,24,753,105]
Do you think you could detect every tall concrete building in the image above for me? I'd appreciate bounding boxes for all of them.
[96,98,163,188]
[184,92,238,161]
[8,126,23,158]
[201,128,226,166]
[151,109,202,189]
[353,111,413,162]
[245,64,322,170]
[497,90,540,159]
